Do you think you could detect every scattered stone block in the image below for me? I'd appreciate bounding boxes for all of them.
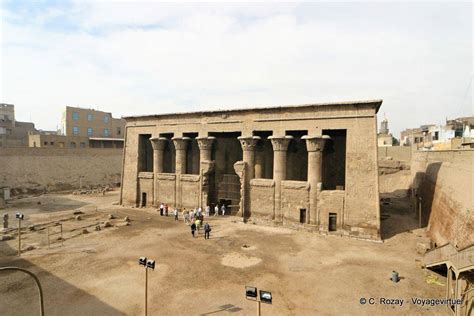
[1,235,13,241]
[25,245,35,251]
[416,242,430,254]
[73,211,84,215]
[124,216,130,222]
[108,214,115,219]
[75,215,82,221]
[28,225,36,231]
[82,229,89,234]
[103,221,112,228]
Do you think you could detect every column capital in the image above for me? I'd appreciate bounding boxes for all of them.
[172,137,190,150]
[302,135,330,152]
[269,135,293,151]
[149,137,168,151]
[238,136,260,151]
[196,136,216,151]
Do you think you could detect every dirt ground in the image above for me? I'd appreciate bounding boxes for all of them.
[0,191,448,315]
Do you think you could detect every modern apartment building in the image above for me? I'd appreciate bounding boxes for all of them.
[60,106,125,148]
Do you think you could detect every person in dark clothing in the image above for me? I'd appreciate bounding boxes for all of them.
[159,203,164,216]
[191,222,197,237]
[204,222,211,239]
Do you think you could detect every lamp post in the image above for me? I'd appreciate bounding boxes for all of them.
[138,257,155,316]
[16,212,25,256]
[0,267,45,316]
[245,286,272,316]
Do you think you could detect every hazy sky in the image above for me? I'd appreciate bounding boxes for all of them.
[1,1,472,137]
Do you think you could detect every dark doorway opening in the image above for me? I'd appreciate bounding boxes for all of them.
[286,130,308,181]
[299,208,306,224]
[160,133,175,173]
[138,134,153,172]
[184,132,199,174]
[141,192,147,207]
[322,129,347,190]
[208,132,242,212]
[253,131,274,179]
[329,213,337,231]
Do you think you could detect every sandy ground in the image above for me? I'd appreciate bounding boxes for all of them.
[0,191,448,315]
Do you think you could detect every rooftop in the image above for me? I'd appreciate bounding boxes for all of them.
[124,99,383,120]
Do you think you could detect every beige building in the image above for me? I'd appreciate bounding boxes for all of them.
[120,100,382,239]
[0,103,37,147]
[61,106,125,147]
[29,133,90,148]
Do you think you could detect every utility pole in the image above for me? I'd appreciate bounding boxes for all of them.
[16,213,24,256]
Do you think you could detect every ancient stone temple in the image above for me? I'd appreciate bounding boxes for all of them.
[120,100,382,238]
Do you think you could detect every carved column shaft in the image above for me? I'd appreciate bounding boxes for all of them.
[172,137,189,209]
[303,135,330,225]
[172,137,189,175]
[150,137,167,174]
[197,137,216,208]
[269,136,293,221]
[238,136,260,218]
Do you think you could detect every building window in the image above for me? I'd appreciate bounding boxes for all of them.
[50,142,54,145]
[87,127,93,136]
[104,115,109,123]
[71,142,76,148]
[433,131,439,141]
[73,126,79,135]
[80,142,86,148]
[117,127,121,136]
[72,112,79,120]
[104,128,110,137]
[43,141,48,146]
[87,113,93,121]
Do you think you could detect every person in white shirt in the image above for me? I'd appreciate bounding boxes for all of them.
[214,205,219,216]
[221,204,226,216]
[205,205,210,217]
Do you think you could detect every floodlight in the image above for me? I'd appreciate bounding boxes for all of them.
[16,213,24,220]
[245,286,258,299]
[146,260,155,270]
[139,257,147,266]
[260,290,272,304]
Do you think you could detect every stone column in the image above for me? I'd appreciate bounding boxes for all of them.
[238,136,260,218]
[269,135,293,221]
[196,136,215,162]
[172,137,189,174]
[150,137,167,174]
[197,137,216,208]
[150,136,168,206]
[303,135,330,225]
[172,137,189,208]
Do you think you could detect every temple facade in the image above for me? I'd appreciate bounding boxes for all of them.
[120,100,382,239]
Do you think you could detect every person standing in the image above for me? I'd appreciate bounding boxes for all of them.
[205,205,210,217]
[214,205,219,216]
[165,204,169,216]
[190,222,196,237]
[204,222,211,239]
[159,203,164,216]
[174,208,178,221]
[221,204,226,216]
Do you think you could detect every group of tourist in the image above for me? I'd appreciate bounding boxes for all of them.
[158,202,229,239]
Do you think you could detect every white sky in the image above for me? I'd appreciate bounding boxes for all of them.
[1,1,472,137]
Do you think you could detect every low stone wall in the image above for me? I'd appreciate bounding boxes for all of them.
[378,146,412,162]
[0,147,123,196]
[412,149,474,249]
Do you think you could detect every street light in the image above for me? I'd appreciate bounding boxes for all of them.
[245,286,272,316]
[138,257,155,316]
[16,212,25,256]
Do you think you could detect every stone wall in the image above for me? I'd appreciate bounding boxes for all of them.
[249,179,274,219]
[412,149,473,249]
[378,146,412,162]
[281,180,309,222]
[0,147,123,195]
[318,190,345,229]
